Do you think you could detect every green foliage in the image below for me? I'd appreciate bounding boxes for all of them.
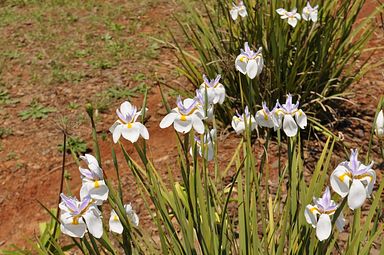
[19,100,56,120]
[0,127,13,138]
[58,135,87,155]
[171,0,380,125]
[0,87,18,105]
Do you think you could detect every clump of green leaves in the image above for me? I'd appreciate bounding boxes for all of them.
[0,87,19,105]
[58,135,87,155]
[19,100,56,120]
[173,0,380,125]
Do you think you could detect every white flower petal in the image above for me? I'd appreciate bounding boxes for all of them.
[85,180,109,202]
[330,165,351,197]
[246,59,259,79]
[316,214,332,241]
[282,114,298,137]
[348,179,367,210]
[235,55,248,75]
[121,124,141,143]
[304,205,318,228]
[192,115,205,134]
[174,117,193,134]
[112,124,123,143]
[136,122,149,140]
[288,17,298,27]
[83,209,103,238]
[159,112,178,128]
[120,101,133,116]
[60,212,87,238]
[109,210,123,234]
[230,9,238,20]
[295,110,307,129]
[239,8,247,17]
[276,8,286,15]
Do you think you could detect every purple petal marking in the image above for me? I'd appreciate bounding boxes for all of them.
[79,167,94,179]
[79,195,91,212]
[60,194,79,212]
[176,96,198,115]
[116,109,128,123]
[244,106,250,117]
[349,149,359,172]
[262,102,270,114]
[213,74,221,86]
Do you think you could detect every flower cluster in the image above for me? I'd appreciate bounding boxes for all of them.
[305,149,376,241]
[232,94,307,137]
[276,2,318,28]
[60,154,139,238]
[230,1,247,21]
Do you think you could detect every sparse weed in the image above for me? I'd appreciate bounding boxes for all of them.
[19,100,56,120]
[58,135,87,156]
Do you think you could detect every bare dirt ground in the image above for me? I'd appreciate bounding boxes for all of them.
[0,0,383,250]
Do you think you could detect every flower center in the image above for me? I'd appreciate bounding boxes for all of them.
[126,123,133,128]
[72,216,80,225]
[180,115,187,121]
[94,180,100,188]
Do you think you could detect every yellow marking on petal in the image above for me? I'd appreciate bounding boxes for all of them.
[72,217,79,225]
[339,172,352,182]
[264,113,269,121]
[180,115,187,121]
[325,209,336,215]
[310,207,319,214]
[355,174,372,181]
[94,180,100,188]
[127,123,132,128]
[113,215,119,221]
[239,56,248,62]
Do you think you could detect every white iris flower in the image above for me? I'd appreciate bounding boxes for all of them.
[274,94,307,137]
[375,110,384,137]
[110,101,149,143]
[59,194,103,238]
[302,2,318,22]
[79,154,109,204]
[160,96,205,134]
[330,149,376,210]
[235,42,263,79]
[195,89,214,121]
[191,129,216,161]
[109,204,139,234]
[231,106,257,134]
[255,102,279,129]
[276,8,301,28]
[230,1,247,20]
[304,187,345,241]
[199,74,226,105]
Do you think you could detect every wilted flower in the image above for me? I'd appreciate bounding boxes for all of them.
[199,74,226,105]
[274,94,307,137]
[160,96,204,134]
[231,106,257,134]
[191,129,216,161]
[60,194,103,238]
[302,2,318,22]
[276,8,301,27]
[375,110,384,137]
[110,101,149,143]
[235,42,263,79]
[330,149,376,210]
[79,154,109,204]
[230,1,247,20]
[195,89,214,121]
[109,204,139,234]
[304,187,345,241]
[255,102,278,129]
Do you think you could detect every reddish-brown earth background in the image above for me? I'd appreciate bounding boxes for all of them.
[0,0,383,249]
